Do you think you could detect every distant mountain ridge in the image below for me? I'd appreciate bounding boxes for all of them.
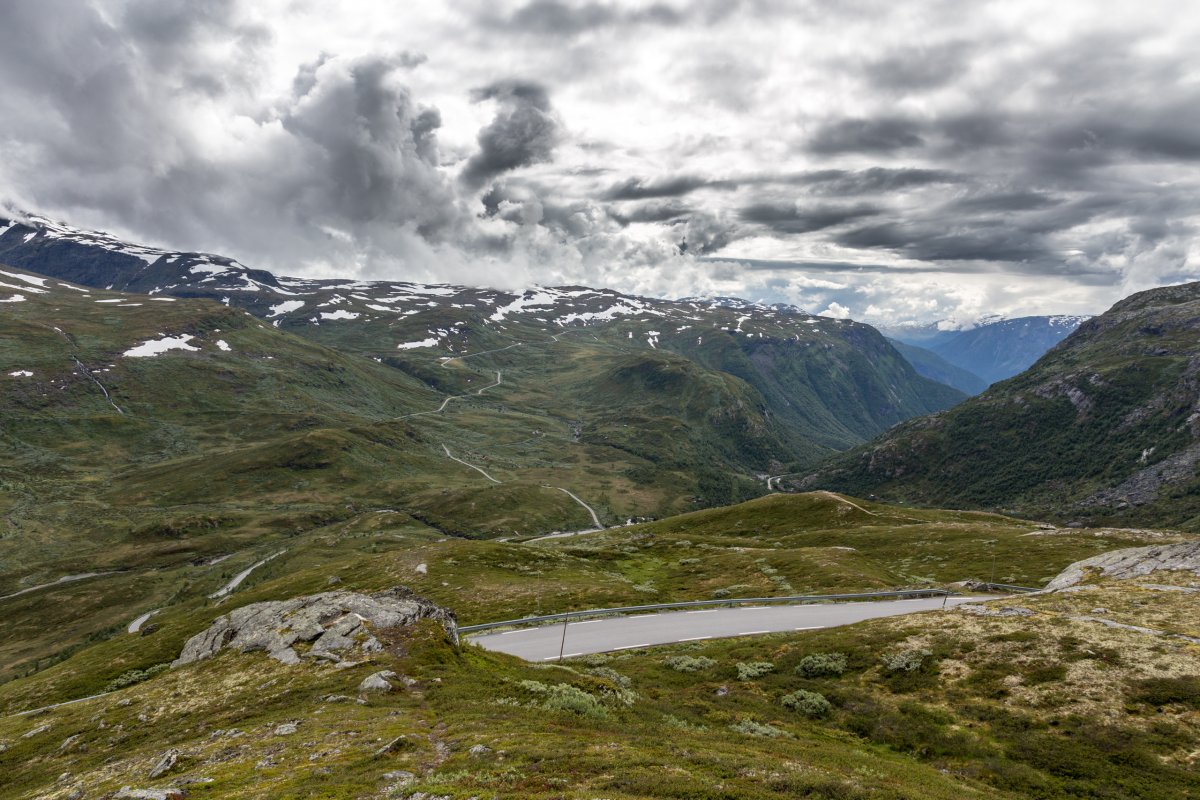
[0,211,964,463]
[885,339,990,395]
[803,280,1200,530]
[883,314,1091,386]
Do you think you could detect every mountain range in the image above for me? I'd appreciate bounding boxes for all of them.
[803,280,1200,529]
[882,314,1090,389]
[3,213,1200,800]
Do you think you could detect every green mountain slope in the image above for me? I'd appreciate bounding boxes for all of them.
[888,338,989,395]
[0,213,966,465]
[801,281,1200,529]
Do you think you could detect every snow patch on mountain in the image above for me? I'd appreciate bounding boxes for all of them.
[123,334,200,358]
[397,337,441,350]
[319,310,360,321]
[268,300,305,317]
[0,268,49,288]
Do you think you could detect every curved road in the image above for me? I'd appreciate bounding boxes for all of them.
[469,595,996,661]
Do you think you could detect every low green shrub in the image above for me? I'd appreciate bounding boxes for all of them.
[736,661,775,681]
[518,680,608,719]
[588,666,631,688]
[881,648,931,673]
[1128,675,1200,709]
[730,719,789,738]
[664,655,716,673]
[796,652,848,678]
[104,663,170,692]
[782,689,832,717]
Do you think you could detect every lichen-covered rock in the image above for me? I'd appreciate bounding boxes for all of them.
[147,748,179,778]
[1043,541,1200,591]
[957,605,1034,617]
[172,587,456,668]
[114,789,185,800]
[359,670,398,693]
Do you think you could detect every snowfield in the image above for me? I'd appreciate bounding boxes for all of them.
[122,334,200,358]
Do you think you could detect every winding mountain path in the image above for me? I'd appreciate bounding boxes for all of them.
[394,371,502,421]
[0,571,121,602]
[551,487,604,529]
[442,444,501,483]
[406,338,608,533]
[209,550,286,599]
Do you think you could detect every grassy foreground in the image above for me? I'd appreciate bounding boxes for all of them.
[2,571,1198,799]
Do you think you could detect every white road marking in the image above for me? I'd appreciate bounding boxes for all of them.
[740,630,770,635]
[614,643,651,650]
[680,636,711,641]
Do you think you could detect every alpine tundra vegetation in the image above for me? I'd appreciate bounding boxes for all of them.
[2,1,1200,798]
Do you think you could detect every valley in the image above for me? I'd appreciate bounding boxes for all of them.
[0,220,1197,800]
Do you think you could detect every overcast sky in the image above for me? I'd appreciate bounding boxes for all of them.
[2,0,1199,325]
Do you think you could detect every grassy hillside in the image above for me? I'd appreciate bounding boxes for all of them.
[2,491,1181,695]
[2,561,1197,798]
[803,282,1200,530]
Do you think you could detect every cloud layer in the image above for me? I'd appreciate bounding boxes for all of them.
[2,0,1198,324]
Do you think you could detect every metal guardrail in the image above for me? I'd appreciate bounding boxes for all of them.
[459,588,956,634]
[972,582,1040,593]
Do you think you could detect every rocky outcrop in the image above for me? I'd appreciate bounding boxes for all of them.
[1043,541,1200,591]
[172,587,456,668]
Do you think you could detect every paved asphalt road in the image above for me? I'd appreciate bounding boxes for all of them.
[469,596,999,661]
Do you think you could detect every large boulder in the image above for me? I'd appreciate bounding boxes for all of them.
[173,587,456,668]
[1043,541,1200,591]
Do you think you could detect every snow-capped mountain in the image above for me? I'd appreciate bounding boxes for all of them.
[881,314,1092,386]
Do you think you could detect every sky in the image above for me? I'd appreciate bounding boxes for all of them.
[1,0,1199,326]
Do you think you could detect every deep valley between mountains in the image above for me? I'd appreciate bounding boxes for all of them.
[0,217,1198,800]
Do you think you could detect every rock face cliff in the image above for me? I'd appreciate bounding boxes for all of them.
[173,587,457,668]
[803,281,1200,530]
[1042,541,1200,591]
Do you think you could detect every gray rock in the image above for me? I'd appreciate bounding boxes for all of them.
[148,748,179,778]
[172,587,457,668]
[382,770,415,787]
[274,722,298,735]
[1138,583,1200,593]
[22,723,51,739]
[114,789,186,800]
[468,744,492,757]
[1043,541,1200,591]
[375,735,411,756]
[359,670,398,693]
[957,605,1034,617]
[269,647,301,666]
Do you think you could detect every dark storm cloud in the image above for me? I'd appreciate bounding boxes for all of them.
[793,167,962,194]
[946,192,1061,213]
[603,174,732,200]
[609,200,693,225]
[807,116,926,154]
[280,54,454,233]
[460,80,562,191]
[835,222,1057,265]
[484,0,682,37]
[739,202,881,234]
[861,41,973,92]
